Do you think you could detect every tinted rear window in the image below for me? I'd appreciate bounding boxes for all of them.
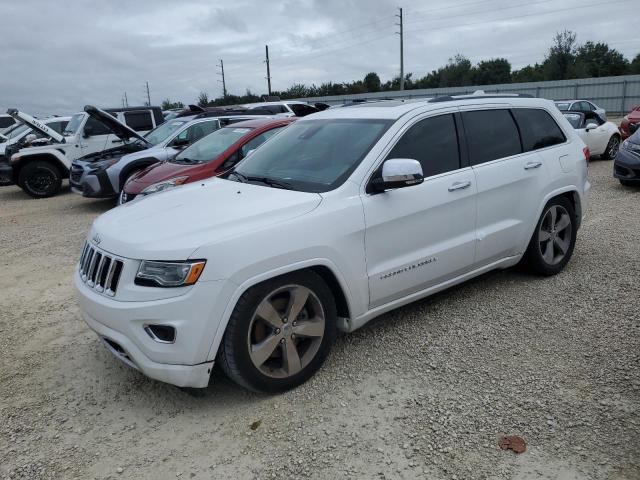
[512,108,565,151]
[462,109,522,165]
[124,111,154,131]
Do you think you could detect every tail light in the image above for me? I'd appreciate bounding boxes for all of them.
[583,147,590,166]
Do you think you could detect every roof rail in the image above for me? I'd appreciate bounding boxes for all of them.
[428,93,534,103]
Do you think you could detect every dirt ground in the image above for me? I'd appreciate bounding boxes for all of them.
[0,160,638,480]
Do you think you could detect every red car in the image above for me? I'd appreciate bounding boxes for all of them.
[119,117,295,204]
[619,105,640,139]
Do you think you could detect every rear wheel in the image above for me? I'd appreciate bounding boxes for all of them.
[18,161,62,198]
[217,271,337,393]
[602,135,620,160]
[522,196,576,276]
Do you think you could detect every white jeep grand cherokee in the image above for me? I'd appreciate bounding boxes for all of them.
[75,94,590,393]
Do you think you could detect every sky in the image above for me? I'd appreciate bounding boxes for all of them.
[1,0,637,116]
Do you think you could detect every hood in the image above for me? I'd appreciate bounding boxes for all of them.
[6,109,65,144]
[125,160,204,191]
[78,141,149,163]
[92,177,322,259]
[84,106,150,145]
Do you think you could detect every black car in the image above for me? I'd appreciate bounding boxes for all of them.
[614,128,640,186]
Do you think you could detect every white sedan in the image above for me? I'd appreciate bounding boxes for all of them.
[562,111,620,159]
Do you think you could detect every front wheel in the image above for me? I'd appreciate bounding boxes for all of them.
[217,271,337,393]
[18,161,62,198]
[522,196,577,276]
[602,135,620,160]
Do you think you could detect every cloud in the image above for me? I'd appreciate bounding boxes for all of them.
[0,0,636,115]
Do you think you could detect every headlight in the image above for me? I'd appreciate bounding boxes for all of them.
[140,176,189,195]
[622,140,640,153]
[135,260,206,287]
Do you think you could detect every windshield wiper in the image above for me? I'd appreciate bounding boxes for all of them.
[174,157,199,164]
[245,176,296,190]
[229,171,248,183]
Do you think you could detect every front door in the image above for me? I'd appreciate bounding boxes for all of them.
[362,112,477,309]
[78,116,110,156]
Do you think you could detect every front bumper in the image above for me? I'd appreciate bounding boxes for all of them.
[75,270,228,388]
[613,148,640,182]
[0,161,13,185]
[70,161,118,198]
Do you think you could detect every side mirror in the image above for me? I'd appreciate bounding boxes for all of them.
[370,158,423,193]
[585,123,598,132]
[172,137,189,148]
[83,125,94,138]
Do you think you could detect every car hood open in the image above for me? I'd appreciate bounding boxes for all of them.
[6,109,65,144]
[91,177,322,259]
[84,106,150,145]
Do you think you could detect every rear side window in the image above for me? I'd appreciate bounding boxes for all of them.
[289,104,319,117]
[462,110,521,165]
[386,114,460,177]
[512,109,565,151]
[124,111,153,131]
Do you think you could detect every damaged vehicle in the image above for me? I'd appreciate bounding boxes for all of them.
[70,112,270,199]
[3,106,158,198]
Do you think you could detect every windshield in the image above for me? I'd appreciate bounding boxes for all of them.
[64,113,85,135]
[555,102,571,110]
[144,119,188,146]
[172,126,252,164]
[563,113,582,129]
[231,119,391,192]
[4,123,30,140]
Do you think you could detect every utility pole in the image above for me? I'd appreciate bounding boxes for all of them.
[145,81,151,106]
[265,45,272,96]
[217,59,227,97]
[396,7,404,91]
[124,91,129,107]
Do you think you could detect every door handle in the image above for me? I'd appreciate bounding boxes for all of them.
[524,161,542,170]
[448,180,471,192]
[112,139,123,144]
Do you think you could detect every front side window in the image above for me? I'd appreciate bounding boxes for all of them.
[462,109,522,165]
[85,116,112,136]
[124,111,153,131]
[386,114,460,178]
[232,119,390,192]
[173,120,219,145]
[512,109,565,151]
[172,127,253,164]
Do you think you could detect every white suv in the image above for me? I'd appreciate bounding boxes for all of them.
[75,94,590,393]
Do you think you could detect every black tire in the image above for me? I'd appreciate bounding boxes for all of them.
[602,134,620,160]
[522,196,577,276]
[18,161,62,198]
[217,270,337,393]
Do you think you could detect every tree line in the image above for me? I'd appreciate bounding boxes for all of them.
[162,31,640,110]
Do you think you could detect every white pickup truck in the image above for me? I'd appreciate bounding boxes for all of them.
[2,106,162,198]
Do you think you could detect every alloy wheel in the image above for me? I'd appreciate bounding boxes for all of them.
[27,170,55,194]
[247,285,325,379]
[538,205,572,265]
[607,137,620,158]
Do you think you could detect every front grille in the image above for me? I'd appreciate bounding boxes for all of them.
[70,165,83,183]
[78,242,124,296]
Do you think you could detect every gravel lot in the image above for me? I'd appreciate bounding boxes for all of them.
[0,159,638,480]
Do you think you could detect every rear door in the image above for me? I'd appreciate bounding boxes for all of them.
[362,111,477,308]
[464,107,564,265]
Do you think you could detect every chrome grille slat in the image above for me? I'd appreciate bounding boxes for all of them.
[77,242,124,297]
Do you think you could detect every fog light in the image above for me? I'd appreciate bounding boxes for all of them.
[144,324,176,343]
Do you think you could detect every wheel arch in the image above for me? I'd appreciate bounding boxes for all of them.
[535,186,583,234]
[13,152,69,181]
[205,259,354,363]
[118,157,159,190]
